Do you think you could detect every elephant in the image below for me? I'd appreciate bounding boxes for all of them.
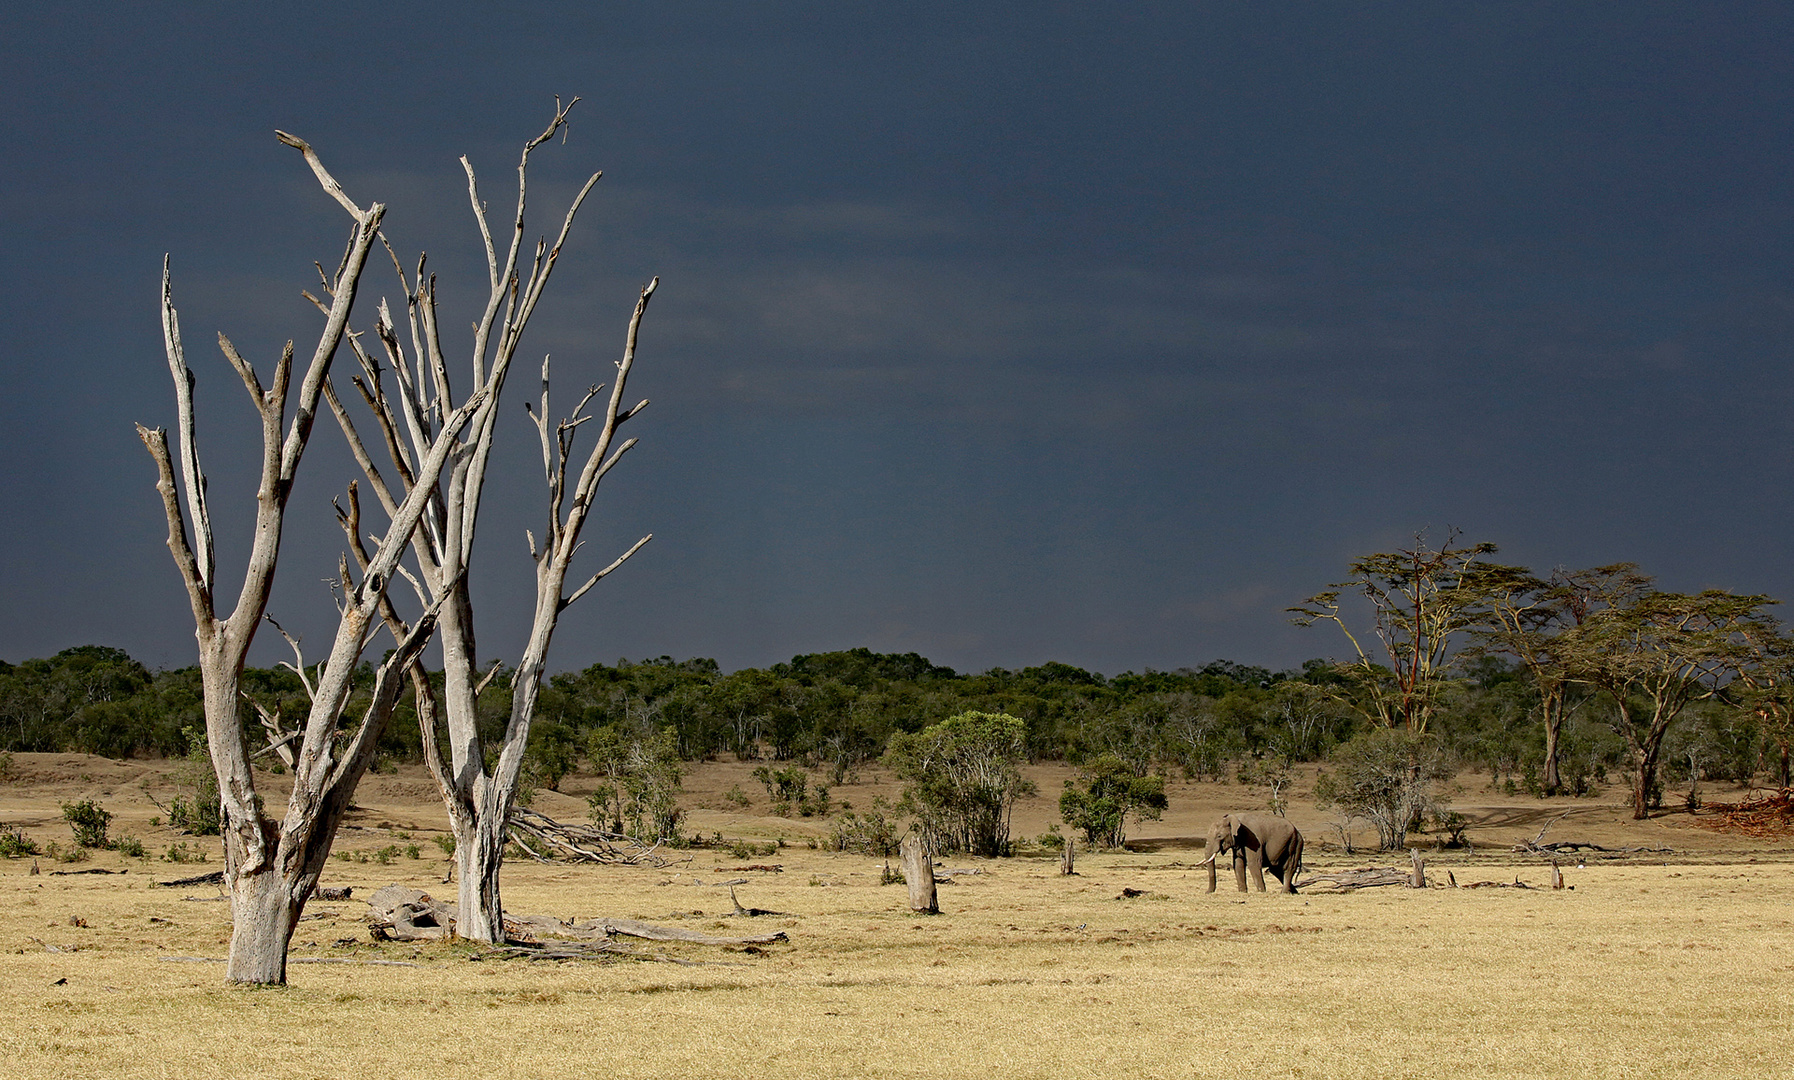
[1202,813,1303,894]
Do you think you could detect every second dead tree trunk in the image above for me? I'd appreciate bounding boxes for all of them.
[328,100,657,943]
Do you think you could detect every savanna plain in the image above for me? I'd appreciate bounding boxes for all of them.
[2,754,1790,1080]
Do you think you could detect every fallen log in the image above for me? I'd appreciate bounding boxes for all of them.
[155,871,224,888]
[365,883,788,946]
[574,917,787,946]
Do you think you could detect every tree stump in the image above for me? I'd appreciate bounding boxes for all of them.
[1550,861,1564,890]
[1410,849,1426,888]
[900,835,938,914]
[1061,836,1076,876]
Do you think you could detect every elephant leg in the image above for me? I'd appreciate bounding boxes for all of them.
[1247,847,1266,892]
[1233,853,1248,892]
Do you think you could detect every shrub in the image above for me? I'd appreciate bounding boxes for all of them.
[61,800,113,848]
[727,839,777,860]
[168,726,221,836]
[1059,754,1168,848]
[0,751,15,781]
[885,711,1035,857]
[587,726,686,840]
[114,835,147,858]
[1313,728,1453,850]
[825,800,899,855]
[161,841,206,864]
[433,834,456,857]
[45,841,87,864]
[0,828,39,858]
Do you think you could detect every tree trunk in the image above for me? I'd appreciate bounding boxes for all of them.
[1541,699,1563,796]
[1409,849,1426,888]
[1632,744,1663,820]
[454,791,509,943]
[900,835,938,914]
[224,867,306,984]
[1060,836,1075,876]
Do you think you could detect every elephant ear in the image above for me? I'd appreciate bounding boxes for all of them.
[1229,816,1242,844]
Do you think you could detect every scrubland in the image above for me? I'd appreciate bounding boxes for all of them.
[2,754,1790,1079]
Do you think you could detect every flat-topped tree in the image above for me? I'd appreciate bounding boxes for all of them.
[1556,588,1775,819]
[325,99,657,942]
[138,134,492,985]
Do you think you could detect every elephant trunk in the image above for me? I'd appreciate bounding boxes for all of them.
[1203,847,1218,893]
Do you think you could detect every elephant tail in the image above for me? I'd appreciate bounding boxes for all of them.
[1290,831,1306,893]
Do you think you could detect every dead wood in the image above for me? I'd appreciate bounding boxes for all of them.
[471,942,734,966]
[725,885,786,917]
[574,917,787,946]
[900,835,939,914]
[1460,877,1538,889]
[505,807,685,867]
[49,868,124,876]
[365,885,456,941]
[155,871,224,888]
[317,886,353,901]
[1697,788,1794,837]
[363,882,787,946]
[1298,867,1415,891]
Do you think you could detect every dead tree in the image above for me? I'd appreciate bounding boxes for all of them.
[137,133,486,985]
[326,99,657,942]
[900,835,939,914]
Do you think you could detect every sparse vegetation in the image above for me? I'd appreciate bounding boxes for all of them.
[61,799,113,848]
[0,828,39,858]
[161,841,207,864]
[1059,754,1168,848]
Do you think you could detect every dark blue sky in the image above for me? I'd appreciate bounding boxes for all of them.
[4,3,1793,676]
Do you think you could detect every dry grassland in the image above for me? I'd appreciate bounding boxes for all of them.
[2,754,1792,1079]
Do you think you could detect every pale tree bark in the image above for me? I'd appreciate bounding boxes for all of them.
[138,132,488,984]
[327,99,656,942]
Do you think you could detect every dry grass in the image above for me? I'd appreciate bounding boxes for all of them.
[3,754,1792,1079]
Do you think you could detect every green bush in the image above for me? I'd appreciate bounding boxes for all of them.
[45,841,87,864]
[168,727,221,835]
[884,711,1035,857]
[161,841,207,864]
[0,828,39,858]
[1059,753,1168,848]
[114,835,147,858]
[751,764,831,816]
[825,800,899,855]
[1314,728,1454,850]
[433,834,457,857]
[61,800,113,848]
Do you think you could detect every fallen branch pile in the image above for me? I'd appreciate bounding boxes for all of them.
[1697,788,1794,837]
[1511,811,1670,858]
[506,807,686,867]
[1297,867,1413,891]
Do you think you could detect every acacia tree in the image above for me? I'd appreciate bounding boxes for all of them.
[1465,563,1650,795]
[1733,620,1794,788]
[327,100,657,941]
[138,134,488,984]
[1556,590,1773,819]
[1290,532,1497,732]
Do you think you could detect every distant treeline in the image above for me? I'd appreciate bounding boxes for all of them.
[4,643,1772,799]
